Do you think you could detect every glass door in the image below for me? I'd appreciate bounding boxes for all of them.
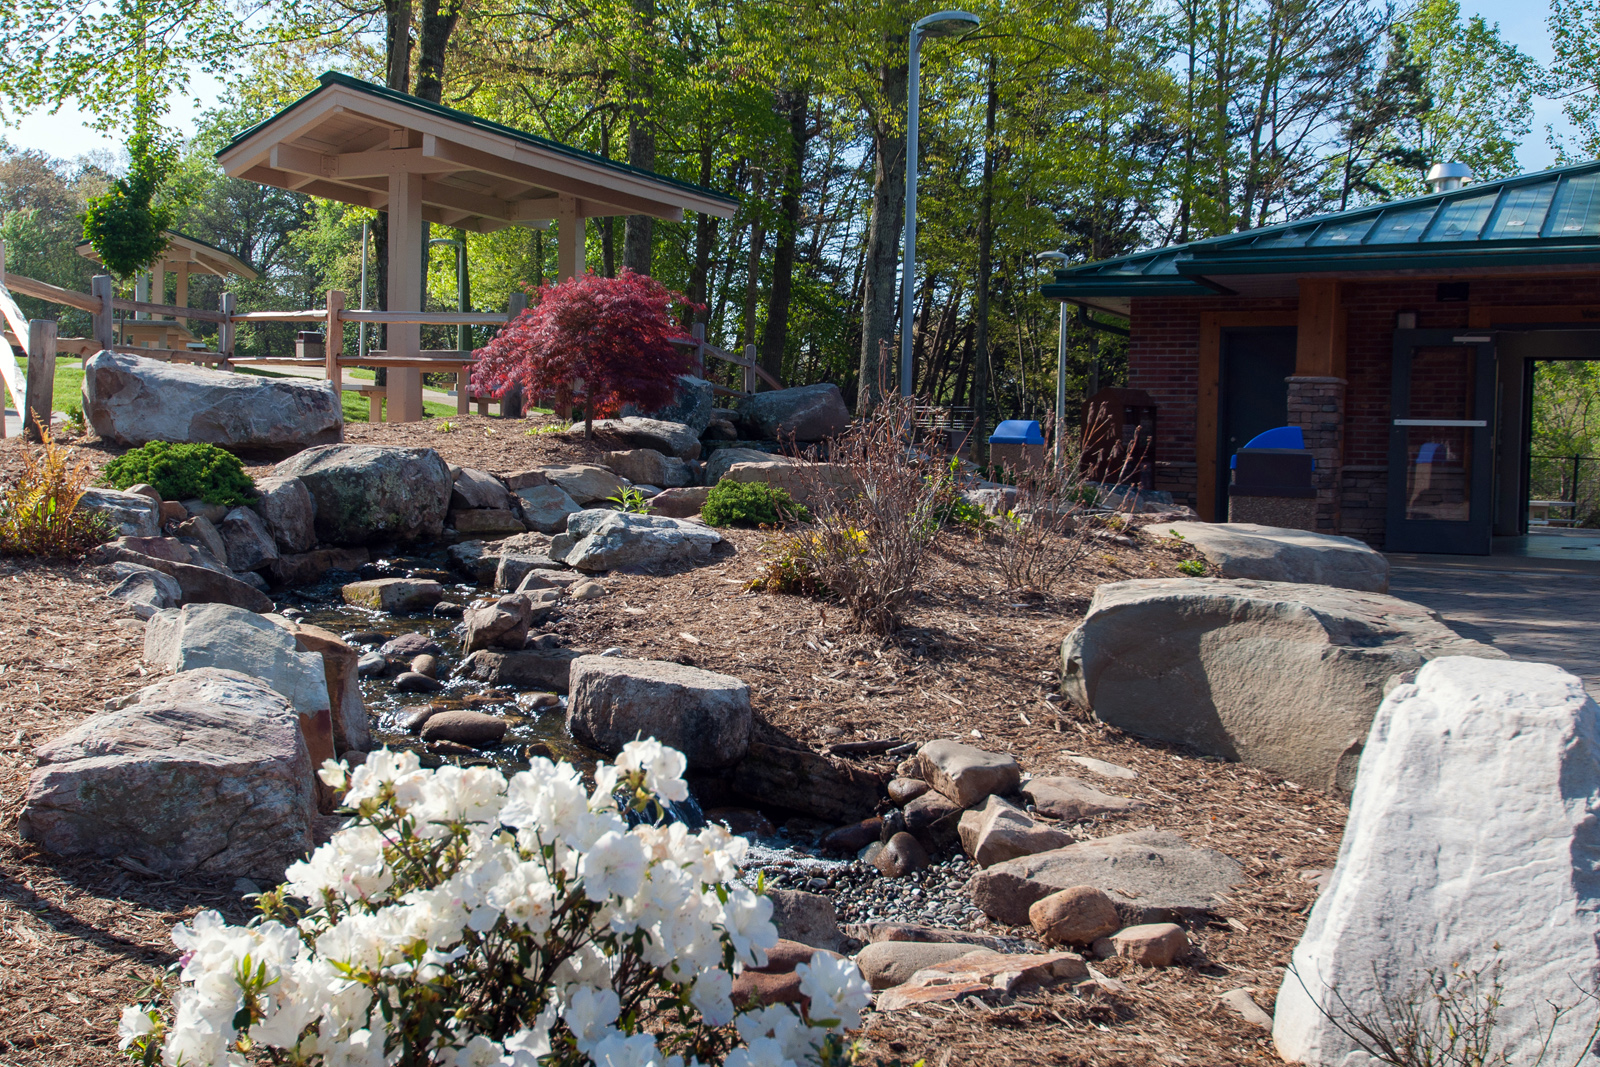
[1386,330,1497,554]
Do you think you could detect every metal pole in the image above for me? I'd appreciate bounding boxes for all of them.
[359,220,369,360]
[456,235,469,353]
[899,27,923,399]
[1054,300,1068,465]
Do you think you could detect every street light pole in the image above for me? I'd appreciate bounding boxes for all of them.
[899,10,980,400]
[1040,250,1069,463]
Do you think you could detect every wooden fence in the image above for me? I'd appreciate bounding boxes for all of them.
[0,251,780,436]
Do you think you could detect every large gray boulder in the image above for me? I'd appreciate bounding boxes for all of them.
[737,383,851,442]
[107,563,182,619]
[605,449,692,488]
[17,668,316,879]
[1061,579,1506,793]
[78,487,160,538]
[274,445,451,545]
[82,351,342,458]
[456,647,580,691]
[550,510,722,572]
[567,655,752,769]
[1273,658,1600,1067]
[451,467,511,510]
[541,463,626,505]
[145,602,330,715]
[1164,522,1389,593]
[730,741,886,823]
[582,417,703,461]
[248,476,316,554]
[706,447,795,484]
[621,374,714,434]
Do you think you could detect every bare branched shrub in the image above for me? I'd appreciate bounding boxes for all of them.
[0,430,112,558]
[788,392,949,636]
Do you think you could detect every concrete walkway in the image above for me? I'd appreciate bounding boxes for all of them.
[1388,556,1600,696]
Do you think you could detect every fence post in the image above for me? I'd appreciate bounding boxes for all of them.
[691,322,707,377]
[742,343,757,395]
[325,289,345,388]
[24,319,56,443]
[219,292,236,367]
[92,275,114,350]
[507,291,527,325]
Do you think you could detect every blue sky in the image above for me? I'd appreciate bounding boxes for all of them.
[0,2,1579,170]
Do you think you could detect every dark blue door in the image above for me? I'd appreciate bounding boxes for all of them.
[1217,327,1298,520]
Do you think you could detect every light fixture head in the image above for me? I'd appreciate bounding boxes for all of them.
[1038,250,1069,262]
[914,10,981,37]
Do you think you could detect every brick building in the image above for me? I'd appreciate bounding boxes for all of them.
[1043,161,1600,554]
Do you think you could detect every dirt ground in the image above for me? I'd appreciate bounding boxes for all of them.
[0,422,1347,1067]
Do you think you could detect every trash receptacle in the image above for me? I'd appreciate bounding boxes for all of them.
[1228,426,1317,529]
[989,420,1045,474]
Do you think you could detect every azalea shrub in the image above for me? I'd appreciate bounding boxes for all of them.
[119,741,870,1067]
[471,271,694,437]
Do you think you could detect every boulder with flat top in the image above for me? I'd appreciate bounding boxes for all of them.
[1164,522,1389,592]
[737,383,851,442]
[567,655,752,769]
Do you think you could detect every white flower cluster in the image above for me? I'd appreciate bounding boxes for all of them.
[118,740,870,1067]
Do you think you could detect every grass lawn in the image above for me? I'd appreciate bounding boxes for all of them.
[12,357,87,418]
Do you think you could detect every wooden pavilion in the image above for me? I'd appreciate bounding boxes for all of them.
[215,71,739,421]
[76,230,258,352]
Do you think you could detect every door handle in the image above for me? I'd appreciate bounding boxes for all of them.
[1393,419,1487,427]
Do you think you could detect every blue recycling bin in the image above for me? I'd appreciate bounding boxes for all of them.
[1228,424,1316,529]
[989,420,1045,472]
[989,420,1044,445]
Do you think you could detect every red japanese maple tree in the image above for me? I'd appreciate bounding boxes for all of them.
[471,270,695,438]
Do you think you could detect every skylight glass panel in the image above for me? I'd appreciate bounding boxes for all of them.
[1423,191,1498,241]
[1308,217,1377,245]
[1244,227,1315,249]
[1483,183,1556,239]
[1366,204,1438,243]
[1543,172,1600,237]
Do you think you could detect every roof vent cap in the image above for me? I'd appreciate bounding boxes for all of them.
[1426,162,1472,194]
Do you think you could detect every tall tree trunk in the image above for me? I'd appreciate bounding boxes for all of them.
[855,55,908,413]
[972,65,997,462]
[740,175,766,349]
[373,0,412,386]
[683,147,719,331]
[622,0,657,275]
[600,120,617,277]
[415,0,460,104]
[759,84,809,388]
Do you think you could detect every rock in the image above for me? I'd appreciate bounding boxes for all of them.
[82,351,342,457]
[288,623,371,753]
[434,600,464,619]
[78,487,160,538]
[961,486,1019,516]
[457,648,580,691]
[752,939,837,975]
[341,579,443,613]
[621,374,714,434]
[274,445,451,545]
[566,655,751,770]
[731,740,887,823]
[705,447,796,484]
[505,469,549,491]
[736,383,851,442]
[521,568,581,591]
[553,509,722,573]
[1164,522,1389,593]
[902,790,963,848]
[357,651,387,676]
[541,464,625,505]
[401,705,440,732]
[1022,776,1144,821]
[496,553,561,591]
[856,943,988,990]
[874,832,929,878]
[126,483,162,503]
[263,546,370,587]
[452,509,526,536]
[174,515,229,564]
[1110,923,1188,967]
[649,486,711,518]
[108,564,182,619]
[451,467,509,510]
[380,633,441,657]
[18,668,315,879]
[249,476,316,554]
[915,740,1022,808]
[183,499,228,522]
[217,506,280,572]
[768,888,846,952]
[731,970,805,1009]
[888,777,930,803]
[1061,579,1507,794]
[1221,989,1274,1030]
[234,570,270,592]
[703,808,776,838]
[723,460,858,508]
[464,594,536,652]
[410,654,439,677]
[419,710,507,747]
[841,924,1010,951]
[604,449,691,488]
[393,671,443,693]
[1067,755,1137,780]
[1028,886,1121,946]
[582,416,703,460]
[93,541,274,611]
[820,817,883,854]
[144,602,330,716]
[702,416,738,440]
[569,580,605,600]
[1273,658,1600,1067]
[966,830,1245,926]
[158,499,187,526]
[875,951,1087,1012]
[957,795,1075,868]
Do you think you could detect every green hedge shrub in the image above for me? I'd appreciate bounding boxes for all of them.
[102,441,256,506]
[700,478,810,527]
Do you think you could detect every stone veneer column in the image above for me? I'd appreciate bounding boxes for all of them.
[1286,376,1346,533]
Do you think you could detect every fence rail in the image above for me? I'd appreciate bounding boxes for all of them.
[1529,453,1600,527]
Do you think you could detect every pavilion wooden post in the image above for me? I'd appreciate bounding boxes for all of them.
[691,322,707,376]
[325,289,346,387]
[743,343,757,395]
[24,319,56,443]
[387,171,425,422]
[92,275,115,350]
[556,197,585,280]
[174,262,189,331]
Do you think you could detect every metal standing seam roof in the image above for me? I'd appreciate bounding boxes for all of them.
[1042,159,1600,301]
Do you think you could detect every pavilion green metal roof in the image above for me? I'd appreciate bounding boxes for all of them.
[1042,159,1600,302]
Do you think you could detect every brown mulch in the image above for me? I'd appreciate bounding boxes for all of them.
[0,424,1347,1067]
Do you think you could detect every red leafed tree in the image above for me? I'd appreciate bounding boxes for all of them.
[471,270,695,437]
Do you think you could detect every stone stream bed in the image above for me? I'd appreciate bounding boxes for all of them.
[271,551,1027,950]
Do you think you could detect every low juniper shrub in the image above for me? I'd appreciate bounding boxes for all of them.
[102,441,255,507]
[700,479,810,527]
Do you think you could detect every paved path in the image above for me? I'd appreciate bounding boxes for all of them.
[1388,560,1600,696]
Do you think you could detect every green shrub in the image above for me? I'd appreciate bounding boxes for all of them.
[1177,558,1206,577]
[700,478,810,527]
[102,441,255,506]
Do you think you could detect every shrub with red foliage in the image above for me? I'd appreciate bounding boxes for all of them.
[471,270,695,433]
